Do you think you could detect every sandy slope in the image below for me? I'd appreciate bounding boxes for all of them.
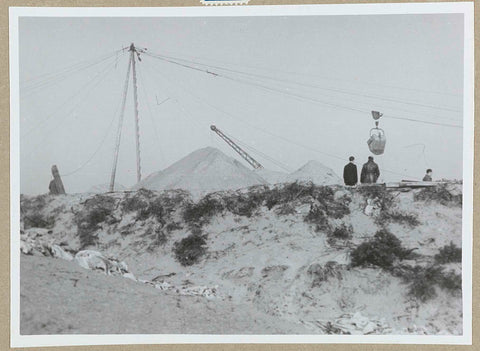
[21,255,307,334]
[19,183,463,335]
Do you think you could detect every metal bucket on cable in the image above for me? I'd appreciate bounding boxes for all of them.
[367,111,386,155]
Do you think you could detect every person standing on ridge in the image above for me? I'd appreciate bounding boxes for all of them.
[343,156,358,186]
[360,156,380,184]
[423,169,433,181]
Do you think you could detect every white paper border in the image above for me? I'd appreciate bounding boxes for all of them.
[9,2,474,347]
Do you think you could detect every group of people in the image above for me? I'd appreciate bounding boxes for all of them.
[343,156,379,186]
[342,156,433,186]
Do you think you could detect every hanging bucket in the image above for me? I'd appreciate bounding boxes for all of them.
[367,128,386,155]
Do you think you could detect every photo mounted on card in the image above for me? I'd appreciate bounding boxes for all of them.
[9,2,474,348]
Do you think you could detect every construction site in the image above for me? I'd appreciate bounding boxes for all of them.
[16,13,467,337]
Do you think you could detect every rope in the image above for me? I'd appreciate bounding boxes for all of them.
[143,58,419,180]
[146,51,462,113]
[144,53,462,129]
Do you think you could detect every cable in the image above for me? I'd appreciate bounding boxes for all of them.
[144,53,462,129]
[22,55,124,159]
[21,49,123,90]
[146,51,462,114]
[143,58,419,180]
[154,47,462,98]
[222,131,293,172]
[135,63,167,165]
[60,59,129,177]
[21,55,120,138]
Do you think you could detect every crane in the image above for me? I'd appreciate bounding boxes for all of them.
[210,125,263,170]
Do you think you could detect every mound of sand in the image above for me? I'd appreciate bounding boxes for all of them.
[134,147,267,196]
[287,160,341,185]
[254,168,288,185]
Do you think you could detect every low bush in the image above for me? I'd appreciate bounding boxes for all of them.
[165,222,183,232]
[440,270,462,291]
[307,261,342,287]
[23,212,55,229]
[225,193,264,217]
[350,229,411,269]
[330,224,353,240]
[434,242,462,264]
[376,210,420,228]
[406,265,443,302]
[173,233,207,266]
[304,204,330,232]
[357,185,395,211]
[183,195,225,227]
[395,265,461,302]
[414,184,462,206]
[275,203,297,215]
[75,195,116,249]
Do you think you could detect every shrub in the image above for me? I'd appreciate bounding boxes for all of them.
[331,224,353,240]
[406,266,443,302]
[122,195,149,213]
[225,193,263,217]
[276,203,297,215]
[304,204,330,232]
[75,195,116,249]
[440,270,462,292]
[350,230,410,269]
[357,185,394,210]
[165,222,183,232]
[376,210,420,228]
[394,265,462,302]
[435,242,462,264]
[183,195,224,226]
[23,212,55,229]
[137,197,165,222]
[307,261,342,287]
[414,184,462,206]
[173,233,207,266]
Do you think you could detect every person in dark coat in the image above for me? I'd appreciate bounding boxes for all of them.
[360,156,380,184]
[423,169,433,181]
[343,156,358,186]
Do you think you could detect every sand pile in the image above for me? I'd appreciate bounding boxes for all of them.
[134,147,267,197]
[287,160,341,185]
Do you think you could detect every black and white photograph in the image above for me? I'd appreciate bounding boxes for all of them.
[10,3,474,347]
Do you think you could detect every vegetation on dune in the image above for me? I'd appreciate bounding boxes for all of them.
[307,261,343,287]
[356,185,394,211]
[183,195,225,227]
[414,183,462,206]
[351,229,462,302]
[23,212,55,229]
[21,194,56,229]
[393,265,462,302]
[350,229,414,269]
[182,182,350,229]
[376,210,420,228]
[74,195,117,249]
[434,242,462,264]
[173,233,207,266]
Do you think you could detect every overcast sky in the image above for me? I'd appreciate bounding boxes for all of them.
[18,13,464,194]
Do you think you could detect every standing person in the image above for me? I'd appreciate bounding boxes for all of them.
[423,169,433,181]
[360,156,380,184]
[343,156,358,186]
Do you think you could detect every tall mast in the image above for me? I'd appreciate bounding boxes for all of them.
[109,54,132,192]
[130,43,142,183]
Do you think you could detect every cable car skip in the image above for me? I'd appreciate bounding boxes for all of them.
[367,110,386,155]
